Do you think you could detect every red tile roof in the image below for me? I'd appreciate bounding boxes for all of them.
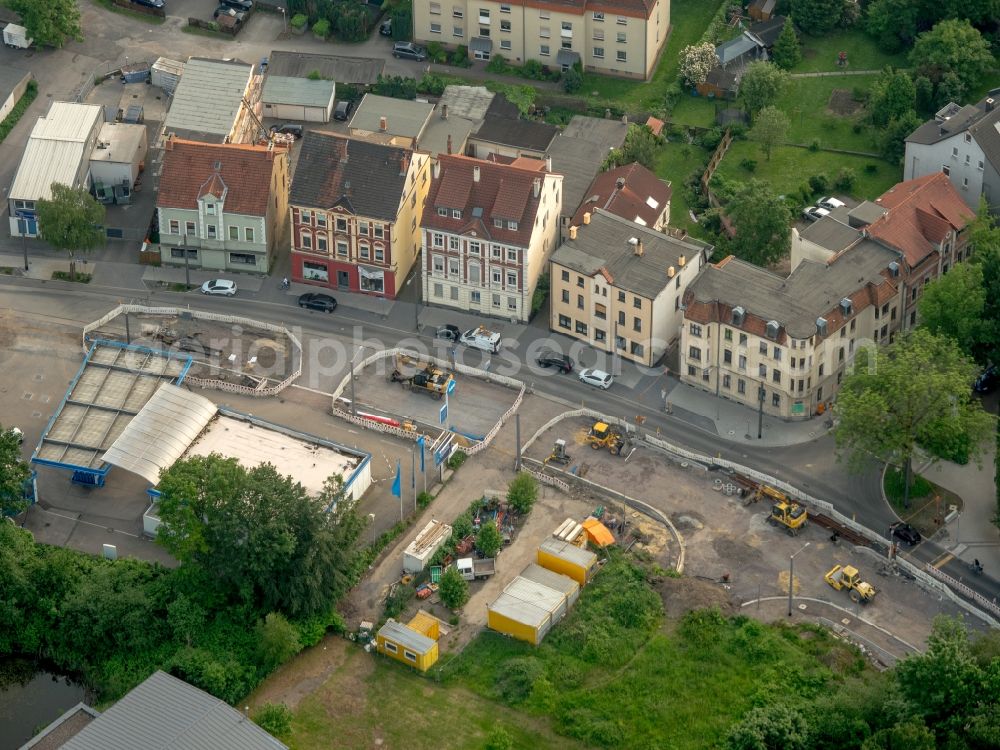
[158,137,285,217]
[571,162,671,228]
[645,116,664,136]
[867,172,975,267]
[422,154,551,247]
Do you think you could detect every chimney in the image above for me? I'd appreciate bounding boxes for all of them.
[433,161,441,179]
[545,156,552,172]
[667,266,675,278]
[678,255,686,267]
[533,178,541,198]
[615,177,625,190]
[473,165,480,183]
[446,134,452,155]
[569,225,578,240]
[441,103,449,119]
[583,211,591,225]
[379,116,387,132]
[634,239,644,257]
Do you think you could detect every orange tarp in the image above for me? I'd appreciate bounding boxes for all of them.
[581,518,615,547]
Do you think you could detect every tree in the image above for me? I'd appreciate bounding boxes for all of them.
[476,520,502,558]
[167,593,206,647]
[506,471,538,515]
[8,0,82,48]
[389,3,412,40]
[789,0,845,34]
[438,565,469,610]
[602,124,662,171]
[972,199,1000,366]
[35,183,104,281]
[918,263,985,358]
[867,68,916,129]
[877,111,923,165]
[721,179,791,266]
[864,0,920,52]
[156,456,364,618]
[724,703,810,750]
[770,18,801,70]
[749,106,790,161]
[679,42,719,87]
[738,62,789,120]
[254,612,303,671]
[562,66,582,94]
[909,20,993,95]
[0,426,30,517]
[834,329,994,507]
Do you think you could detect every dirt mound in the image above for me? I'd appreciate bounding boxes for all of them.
[657,575,736,618]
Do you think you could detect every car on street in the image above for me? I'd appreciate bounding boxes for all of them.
[974,364,999,393]
[200,279,238,296]
[270,123,303,139]
[333,100,353,121]
[213,5,246,22]
[297,292,337,312]
[379,19,392,36]
[392,41,427,61]
[890,522,922,546]
[536,351,574,373]
[579,368,613,389]
[435,324,460,342]
[131,0,165,7]
[802,206,831,222]
[817,196,846,210]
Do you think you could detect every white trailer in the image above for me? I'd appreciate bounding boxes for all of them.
[403,519,452,574]
[3,24,32,49]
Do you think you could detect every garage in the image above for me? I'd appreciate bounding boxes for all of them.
[261,76,336,123]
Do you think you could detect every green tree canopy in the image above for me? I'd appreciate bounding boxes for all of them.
[909,19,993,95]
[749,105,790,161]
[834,329,994,506]
[155,455,364,618]
[438,564,470,610]
[35,183,105,280]
[867,68,916,129]
[9,0,82,47]
[789,0,844,34]
[971,199,1000,364]
[918,262,985,358]
[864,0,921,52]
[0,427,30,517]
[720,179,791,266]
[878,111,923,165]
[739,62,790,120]
[506,471,539,515]
[476,520,503,558]
[770,18,802,70]
[602,124,662,171]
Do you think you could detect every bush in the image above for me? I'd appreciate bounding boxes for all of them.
[438,565,469,610]
[808,139,820,152]
[384,583,414,619]
[495,656,545,703]
[484,723,514,750]
[450,45,470,66]
[476,521,503,558]
[739,158,757,173]
[663,81,683,113]
[506,472,538,515]
[864,163,879,175]
[418,73,446,95]
[562,67,582,94]
[531,272,549,316]
[254,703,293,738]
[522,59,544,79]
[834,167,856,192]
[0,80,37,144]
[486,55,510,74]
[426,41,447,63]
[417,491,434,509]
[290,13,307,28]
[255,613,302,672]
[696,127,723,150]
[312,18,330,37]
[446,450,467,471]
[884,467,933,503]
[808,173,829,194]
[798,183,812,204]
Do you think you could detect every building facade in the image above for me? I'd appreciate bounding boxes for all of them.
[413,0,670,80]
[421,154,562,322]
[156,138,289,274]
[289,132,430,298]
[549,209,710,366]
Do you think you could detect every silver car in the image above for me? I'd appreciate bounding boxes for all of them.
[579,368,613,389]
[200,279,238,296]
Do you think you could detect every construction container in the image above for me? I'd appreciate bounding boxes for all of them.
[120,62,151,84]
[3,23,32,49]
[537,537,598,586]
[487,576,569,645]
[520,563,580,608]
[376,619,439,672]
[403,519,452,574]
[151,57,184,96]
[407,611,441,641]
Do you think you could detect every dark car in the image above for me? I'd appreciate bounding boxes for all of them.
[890,522,922,546]
[298,293,337,312]
[435,324,461,342]
[131,0,165,7]
[222,0,253,9]
[392,41,427,61]
[974,365,999,394]
[536,351,574,373]
[379,18,392,36]
[333,100,353,121]
[271,122,304,139]
[213,4,246,21]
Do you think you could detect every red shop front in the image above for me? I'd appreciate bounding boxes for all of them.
[291,255,398,299]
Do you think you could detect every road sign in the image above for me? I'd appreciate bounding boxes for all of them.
[439,402,448,424]
[447,378,456,394]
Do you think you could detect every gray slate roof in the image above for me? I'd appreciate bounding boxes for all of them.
[968,104,1000,172]
[473,116,558,152]
[551,209,712,299]
[905,104,984,146]
[262,75,335,107]
[799,211,860,252]
[164,58,253,143]
[378,619,436,654]
[58,671,287,750]
[546,115,629,217]
[349,93,434,140]
[715,33,764,67]
[265,50,384,85]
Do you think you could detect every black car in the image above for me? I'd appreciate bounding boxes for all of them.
[379,19,392,36]
[974,365,999,394]
[435,324,460,342]
[536,351,574,373]
[131,0,165,8]
[298,293,337,312]
[271,123,303,139]
[890,522,921,546]
[333,100,353,121]
[222,0,252,9]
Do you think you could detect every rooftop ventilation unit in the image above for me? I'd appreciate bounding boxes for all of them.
[888,261,899,277]
[731,306,745,325]
[840,298,853,316]
[766,320,779,339]
[816,317,828,336]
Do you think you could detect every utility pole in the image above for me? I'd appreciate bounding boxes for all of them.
[411,445,416,511]
[19,219,28,271]
[514,413,521,471]
[788,542,810,616]
[183,230,190,289]
[757,384,765,439]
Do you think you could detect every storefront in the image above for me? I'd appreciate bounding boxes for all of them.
[292,255,398,298]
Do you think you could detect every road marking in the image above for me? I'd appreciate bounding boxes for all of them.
[931,552,954,569]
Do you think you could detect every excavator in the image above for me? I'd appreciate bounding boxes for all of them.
[544,439,571,466]
[389,364,454,400]
[748,483,809,535]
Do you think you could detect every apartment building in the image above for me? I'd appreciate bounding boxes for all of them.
[420,154,563,322]
[288,131,430,298]
[681,243,904,420]
[413,0,670,80]
[550,209,711,366]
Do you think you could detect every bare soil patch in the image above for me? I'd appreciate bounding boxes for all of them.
[657,576,736,619]
[828,88,863,116]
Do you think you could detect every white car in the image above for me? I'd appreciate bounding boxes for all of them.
[802,206,831,222]
[579,368,613,389]
[817,196,846,210]
[200,279,238,296]
[459,326,502,353]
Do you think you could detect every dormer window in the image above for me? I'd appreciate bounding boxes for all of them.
[452,209,462,219]
[494,218,503,228]
[508,220,518,230]
[765,320,779,340]
[438,207,448,216]
[206,203,216,215]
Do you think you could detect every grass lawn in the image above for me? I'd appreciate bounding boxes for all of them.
[579,0,726,112]
[716,142,900,202]
[670,94,717,128]
[776,74,880,151]
[790,29,909,73]
[653,139,712,235]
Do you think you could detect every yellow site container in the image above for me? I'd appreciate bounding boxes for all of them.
[407,611,441,641]
[537,537,598,586]
[376,619,439,672]
[487,576,569,645]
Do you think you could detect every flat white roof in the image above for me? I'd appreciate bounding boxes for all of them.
[32,101,103,141]
[539,537,598,569]
[489,575,567,628]
[378,619,435,654]
[182,414,360,496]
[91,122,146,165]
[10,102,103,201]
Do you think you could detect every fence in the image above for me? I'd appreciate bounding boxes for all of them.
[114,0,165,17]
[187,17,240,36]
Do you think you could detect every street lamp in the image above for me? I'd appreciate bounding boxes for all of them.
[368,513,376,544]
[182,229,190,289]
[757,383,766,439]
[279,7,287,33]
[349,345,368,416]
[787,541,810,617]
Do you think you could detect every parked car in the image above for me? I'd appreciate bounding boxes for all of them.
[222,0,252,9]
[974,365,999,393]
[802,206,831,222]
[460,326,502,353]
[131,0,165,7]
[213,5,246,21]
[579,368,613,389]
[536,351,574,373]
[392,41,427,61]
[333,100,353,121]
[435,324,461,342]
[379,18,392,36]
[270,123,303,139]
[890,522,922,546]
[297,292,337,312]
[201,279,237,296]
[817,196,846,210]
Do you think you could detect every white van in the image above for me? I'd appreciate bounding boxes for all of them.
[460,325,502,353]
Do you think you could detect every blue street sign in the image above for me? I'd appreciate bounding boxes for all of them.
[439,402,448,424]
